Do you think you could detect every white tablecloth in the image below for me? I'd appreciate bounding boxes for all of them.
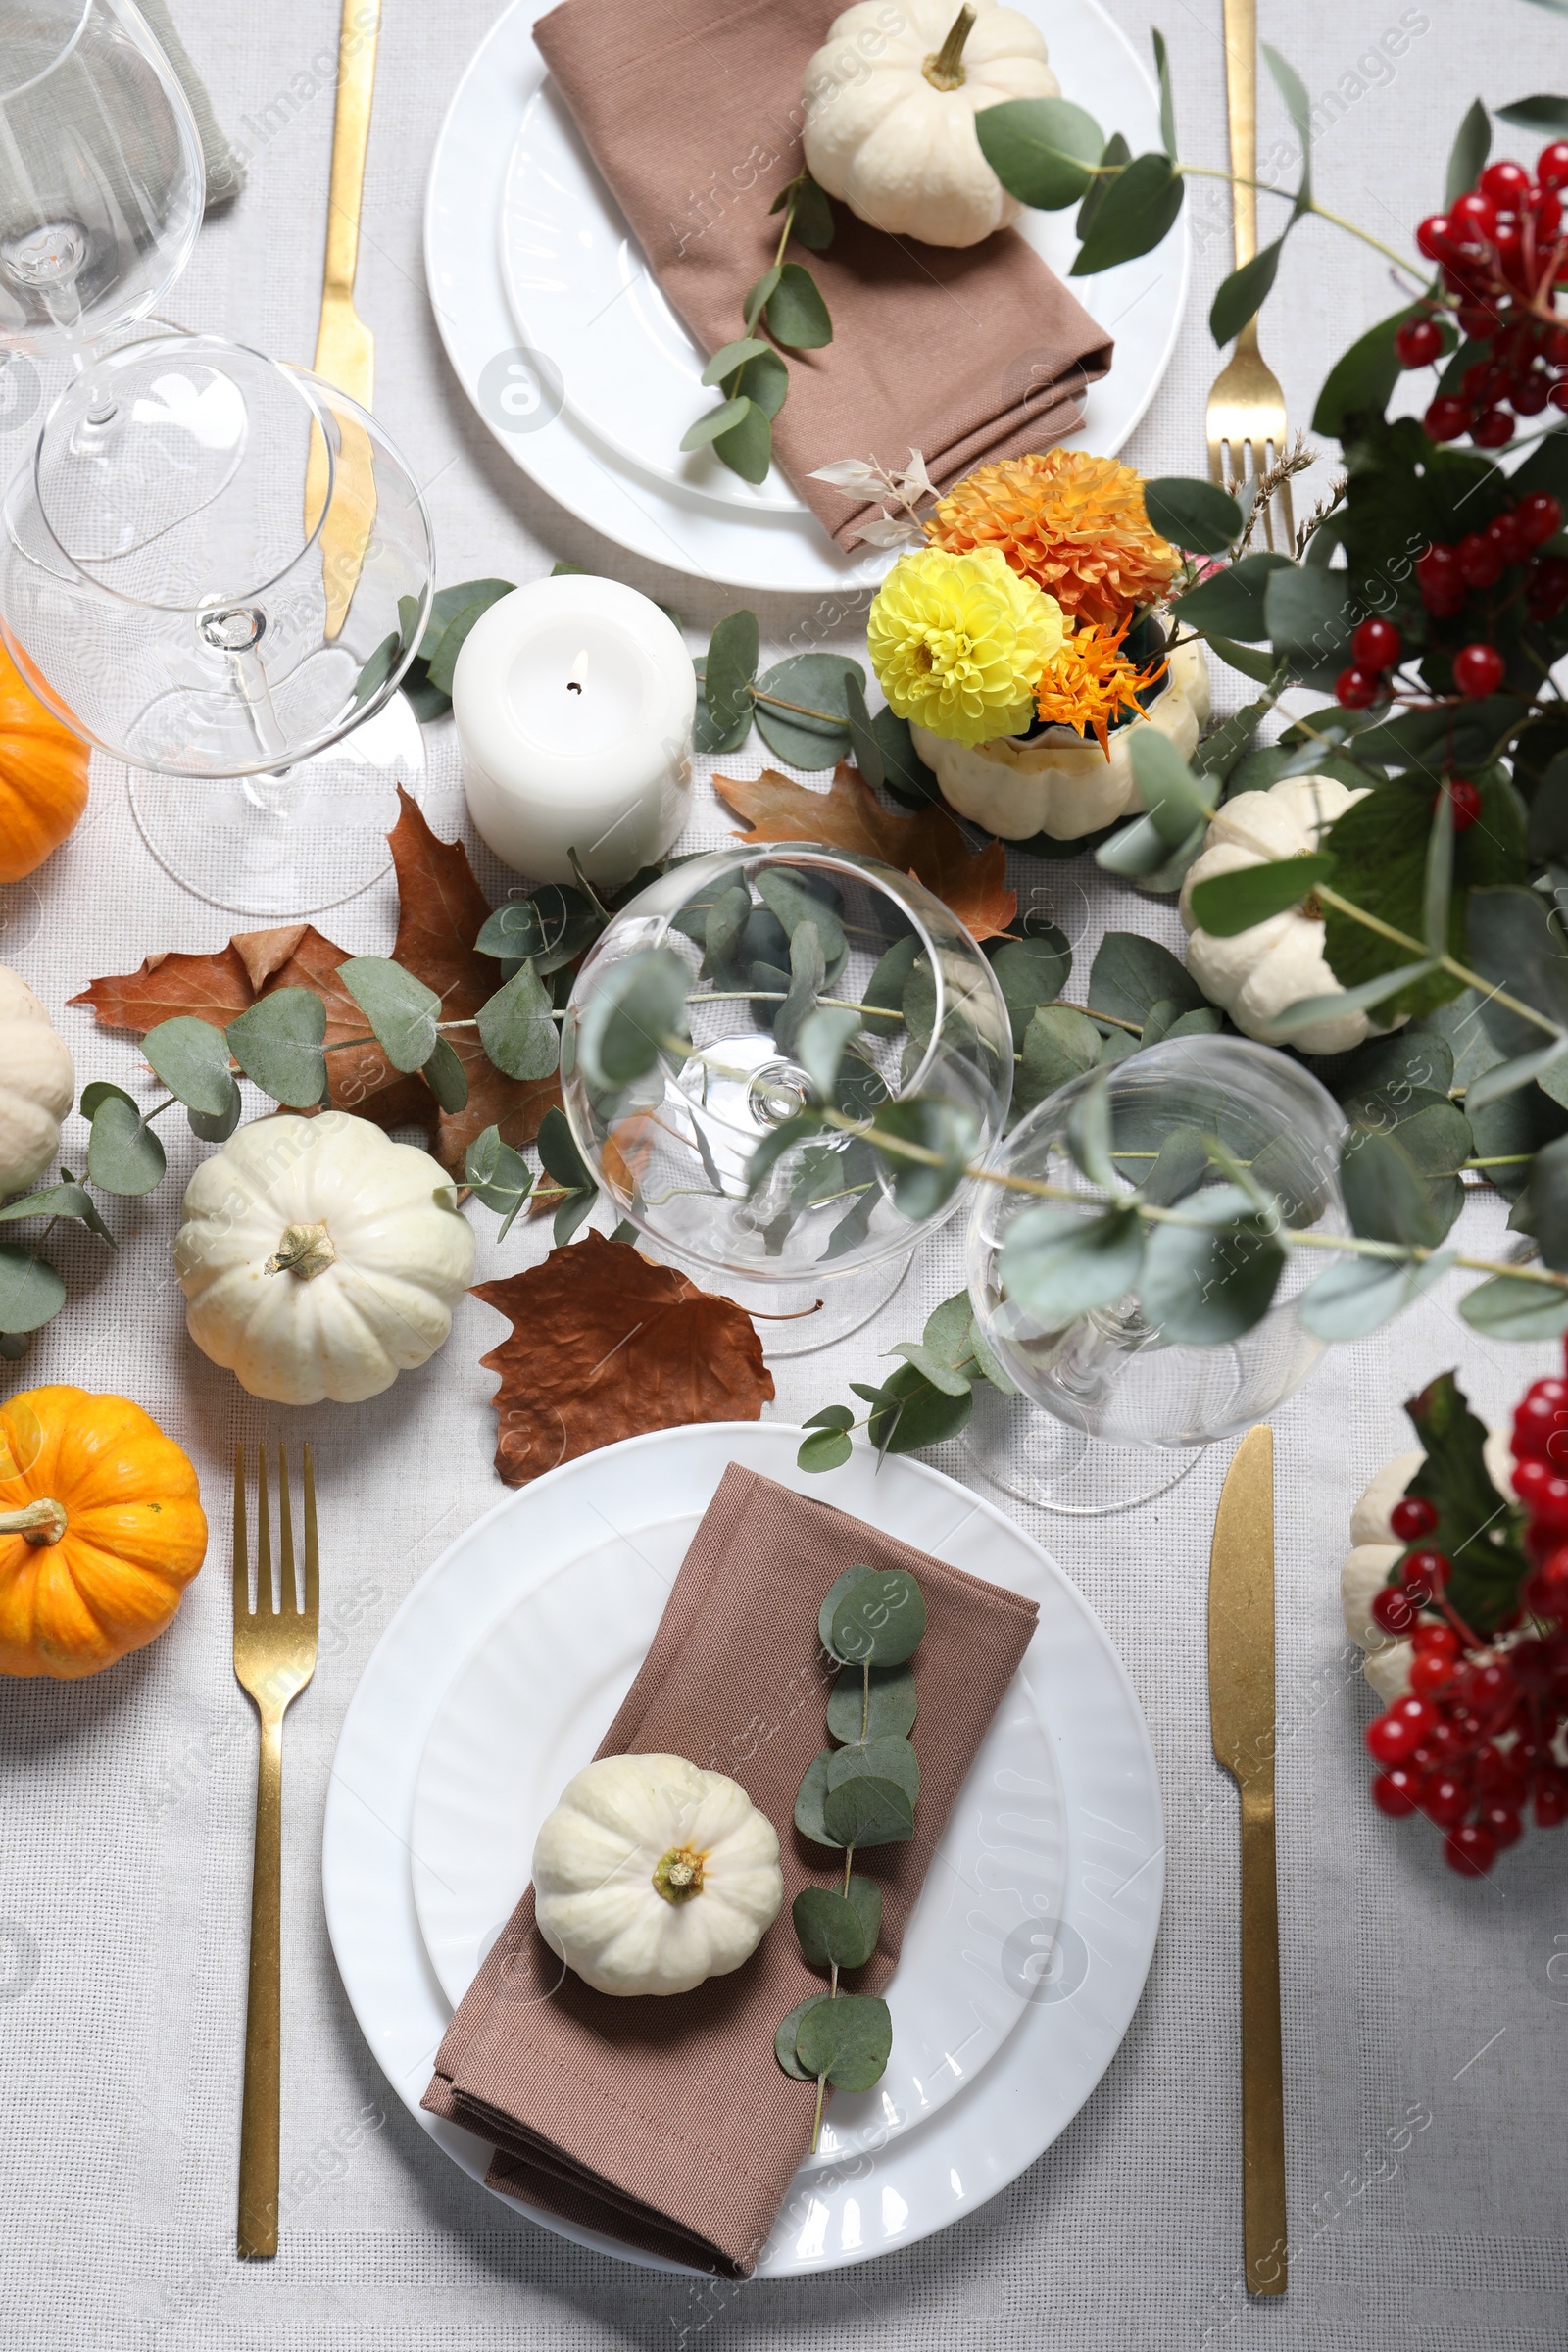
[3,4,1566,2345]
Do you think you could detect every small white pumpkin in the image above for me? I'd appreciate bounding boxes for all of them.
[533,1753,784,1998]
[1180,775,1408,1057]
[173,1109,475,1405]
[802,0,1058,250]
[0,963,74,1197]
[1342,1435,1517,1700]
[911,637,1211,842]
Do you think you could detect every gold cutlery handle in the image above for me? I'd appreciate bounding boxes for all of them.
[237,1708,283,2259]
[1222,0,1257,271]
[1239,1782,1287,2294]
[321,0,382,320]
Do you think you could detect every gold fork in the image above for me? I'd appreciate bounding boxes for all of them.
[1205,0,1296,554]
[233,1444,319,2260]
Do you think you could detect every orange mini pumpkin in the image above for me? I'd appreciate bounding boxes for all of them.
[0,642,90,885]
[0,1387,207,1678]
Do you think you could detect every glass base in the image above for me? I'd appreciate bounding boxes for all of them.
[961,1378,1206,1516]
[0,879,45,960]
[126,691,425,916]
[643,1243,915,1359]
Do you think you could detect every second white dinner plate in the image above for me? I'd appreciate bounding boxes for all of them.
[322,1424,1164,2276]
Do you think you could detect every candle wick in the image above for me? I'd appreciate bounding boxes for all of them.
[566,644,590,695]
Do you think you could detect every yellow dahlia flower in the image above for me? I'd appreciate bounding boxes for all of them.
[867,547,1064,748]
[923,450,1180,629]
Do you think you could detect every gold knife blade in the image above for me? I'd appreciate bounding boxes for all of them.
[1208,1422,1288,2297]
[305,0,381,641]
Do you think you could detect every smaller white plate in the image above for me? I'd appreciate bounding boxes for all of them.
[410,1520,1067,2164]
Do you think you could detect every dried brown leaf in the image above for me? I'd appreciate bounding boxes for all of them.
[475,1231,774,1486]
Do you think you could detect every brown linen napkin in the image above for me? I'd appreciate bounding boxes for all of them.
[531,0,1113,550]
[422,1463,1039,2276]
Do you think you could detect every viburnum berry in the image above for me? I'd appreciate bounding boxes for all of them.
[1438,777,1483,831]
[1454,1658,1516,1721]
[1419,1770,1473,1827]
[1534,1769,1568,1828]
[1370,1584,1417,1636]
[1401,1547,1451,1593]
[1479,1800,1524,1851]
[1512,1375,1568,1458]
[1450,189,1499,240]
[1480,159,1532,208]
[1446,1820,1498,1875]
[1523,1559,1568,1617]
[1410,1648,1458,1697]
[1457,531,1504,588]
[1410,1621,1460,1658]
[1528,556,1568,620]
[1538,141,1568,190]
[1515,1461,1568,1530]
[1453,641,1506,697]
[1371,1767,1422,1818]
[1512,371,1551,416]
[1519,492,1564,546]
[1424,396,1471,444]
[1471,406,1515,448]
[1366,1695,1437,1765]
[1351,616,1402,670]
[1416,212,1458,260]
[1473,1743,1529,1802]
[1395,315,1445,368]
[1390,1494,1438,1541]
[1486,510,1530,564]
[1335,664,1384,710]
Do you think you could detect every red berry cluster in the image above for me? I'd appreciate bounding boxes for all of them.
[1334,615,1403,710]
[1365,1370,1568,1876]
[1413,492,1567,628]
[1410,150,1568,446]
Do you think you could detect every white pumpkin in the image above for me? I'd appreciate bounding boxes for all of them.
[1342,1435,1517,1700]
[802,0,1058,250]
[0,963,74,1197]
[173,1109,475,1405]
[911,637,1211,841]
[1180,775,1408,1057]
[533,1753,784,1998]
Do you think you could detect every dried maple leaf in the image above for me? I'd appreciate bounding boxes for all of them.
[475,1230,774,1486]
[71,791,558,1171]
[712,761,1015,941]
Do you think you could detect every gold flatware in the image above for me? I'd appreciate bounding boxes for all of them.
[1205,0,1296,553]
[305,0,382,639]
[1208,1421,1287,2297]
[233,1444,319,2260]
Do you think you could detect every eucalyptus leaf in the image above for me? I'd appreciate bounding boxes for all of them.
[817,1564,877,1653]
[792,1883,881,1973]
[794,1747,842,1846]
[0,1245,66,1333]
[701,336,770,385]
[1129,731,1214,846]
[862,937,919,1039]
[826,1566,927,1667]
[680,396,753,452]
[793,1992,893,2089]
[425,582,514,696]
[1341,1126,1440,1248]
[1211,239,1284,345]
[871,705,941,808]
[742,264,782,331]
[989,929,1072,1047]
[0,1182,114,1244]
[339,955,441,1073]
[713,399,772,485]
[1001,1201,1144,1324]
[1460,1273,1568,1341]
[826,1662,918,1744]
[225,989,327,1108]
[755,868,847,966]
[753,653,864,770]
[1298,1251,1455,1342]
[820,1775,916,1850]
[705,609,760,735]
[826,1734,919,1806]
[1066,1066,1116,1187]
[465,1125,533,1237]
[764,261,832,349]
[864,1361,974,1455]
[842,670,883,787]
[798,1423,854,1472]
[774,921,826,1058]
[1187,854,1334,937]
[476,962,560,1080]
[1142,476,1245,554]
[797,1005,861,1100]
[972,94,1104,208]
[1015,1003,1102,1107]
[553,1188,597,1245]
[86,1095,167,1196]
[536,1103,594,1193]
[1140,1184,1285,1341]
[418,577,513,668]
[474,887,601,978]
[1089,933,1207,1027]
[775,1995,830,2079]
[866,1099,977,1220]
[188,1097,242,1145]
[1071,149,1183,275]
[577,947,689,1088]
[886,1340,972,1397]
[140,1015,238,1116]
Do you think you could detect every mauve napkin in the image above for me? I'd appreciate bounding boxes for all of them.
[531,0,1113,550]
[422,1464,1039,2276]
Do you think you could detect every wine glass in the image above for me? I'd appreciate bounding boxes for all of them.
[561,844,1013,1355]
[0,0,203,356]
[0,332,435,914]
[964,1036,1348,1513]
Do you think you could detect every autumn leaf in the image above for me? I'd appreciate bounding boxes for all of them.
[475,1230,775,1486]
[71,791,558,1171]
[712,761,1015,942]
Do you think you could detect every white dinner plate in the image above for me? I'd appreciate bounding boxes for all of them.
[409,1526,1067,2164]
[424,0,1189,593]
[322,1424,1163,2276]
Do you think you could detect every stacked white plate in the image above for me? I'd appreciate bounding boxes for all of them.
[423,0,1190,593]
[322,1423,1163,2277]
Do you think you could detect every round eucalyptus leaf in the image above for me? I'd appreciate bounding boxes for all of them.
[821,1773,915,1849]
[828,1567,927,1667]
[753,654,864,770]
[793,1992,893,2091]
[140,1015,237,1115]
[86,1095,167,1197]
[798,1423,854,1474]
[775,1994,831,2079]
[825,1734,919,1806]
[476,962,560,1081]
[225,989,328,1108]
[421,1034,470,1113]
[338,955,441,1073]
[577,948,690,1089]
[187,1088,242,1144]
[791,1881,882,1972]
[0,1245,66,1333]
[817,1564,877,1652]
[826,1662,918,1745]
[793,1747,842,1847]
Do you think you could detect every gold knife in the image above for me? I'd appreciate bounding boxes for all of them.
[305,0,382,640]
[1208,1422,1288,2296]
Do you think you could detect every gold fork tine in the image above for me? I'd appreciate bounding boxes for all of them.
[1205,2,1296,560]
[302,1444,319,1630]
[256,1444,272,1617]
[278,1444,295,1617]
[232,1443,249,1623]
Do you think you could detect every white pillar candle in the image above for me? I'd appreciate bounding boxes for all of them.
[452,575,695,886]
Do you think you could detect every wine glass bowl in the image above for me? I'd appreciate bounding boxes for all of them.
[561,844,1013,1349]
[964,1036,1348,1510]
[0,0,204,355]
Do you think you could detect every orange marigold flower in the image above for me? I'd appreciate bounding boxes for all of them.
[1033,621,1167,758]
[923,450,1180,628]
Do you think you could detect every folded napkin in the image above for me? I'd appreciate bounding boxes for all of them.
[422,1464,1039,2276]
[131,2,246,214]
[532,0,1112,550]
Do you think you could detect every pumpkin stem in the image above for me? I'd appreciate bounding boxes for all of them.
[265,1220,337,1282]
[0,1497,67,1546]
[652,1844,708,1904]
[922,5,975,91]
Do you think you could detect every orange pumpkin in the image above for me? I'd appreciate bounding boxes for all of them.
[0,642,90,884]
[0,1387,207,1678]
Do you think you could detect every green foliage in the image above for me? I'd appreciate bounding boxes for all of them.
[973,95,1104,209]
[1400,1372,1533,1631]
[225,990,327,1108]
[1142,477,1244,554]
[1321,776,1526,1022]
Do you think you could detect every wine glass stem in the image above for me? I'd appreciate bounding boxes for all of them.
[227,642,289,768]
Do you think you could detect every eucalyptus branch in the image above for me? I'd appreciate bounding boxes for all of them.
[1313,883,1563,1040]
[1175,163,1420,279]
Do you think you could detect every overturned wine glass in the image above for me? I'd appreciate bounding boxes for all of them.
[561,842,1013,1355]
